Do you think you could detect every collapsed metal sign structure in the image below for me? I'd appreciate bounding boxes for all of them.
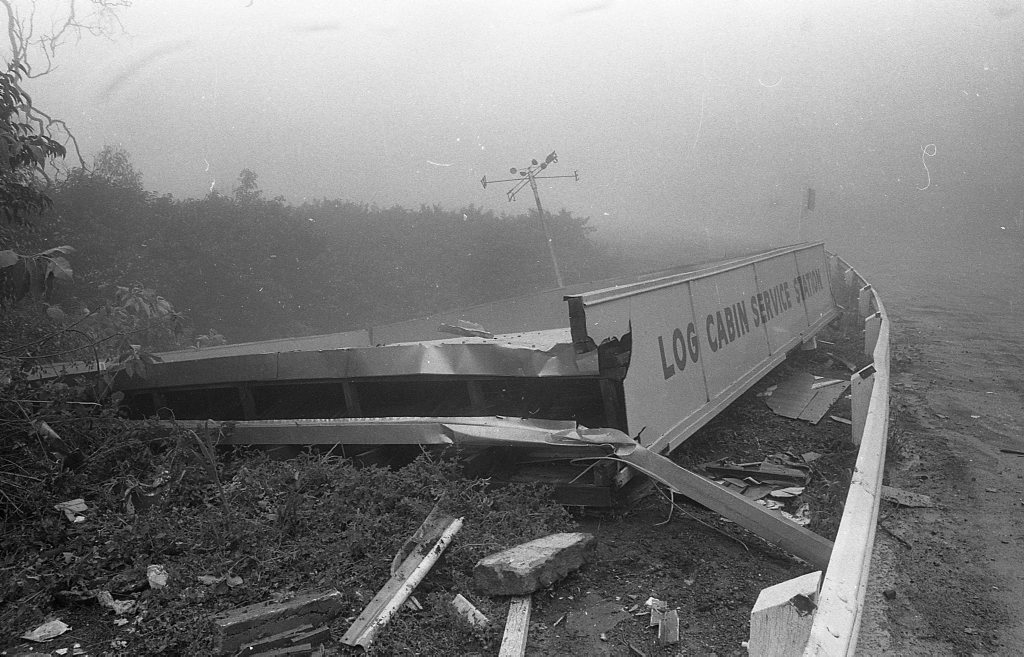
[105,243,839,566]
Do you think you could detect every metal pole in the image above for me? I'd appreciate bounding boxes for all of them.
[528,172,564,288]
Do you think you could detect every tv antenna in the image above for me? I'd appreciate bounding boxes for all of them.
[480,150,579,288]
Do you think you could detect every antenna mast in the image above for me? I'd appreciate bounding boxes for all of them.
[481,151,579,288]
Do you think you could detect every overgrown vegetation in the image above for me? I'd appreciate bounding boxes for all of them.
[0,387,573,653]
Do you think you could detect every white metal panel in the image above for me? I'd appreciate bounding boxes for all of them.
[795,245,836,327]
[689,265,771,399]
[620,283,708,447]
[752,253,808,354]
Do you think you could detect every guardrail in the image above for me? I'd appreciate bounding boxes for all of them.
[748,252,890,656]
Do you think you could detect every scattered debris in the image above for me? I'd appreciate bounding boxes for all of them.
[741,484,775,500]
[646,597,668,627]
[211,588,344,655]
[97,590,136,616]
[658,608,680,645]
[391,502,452,576]
[474,532,596,596]
[764,372,850,423]
[704,454,810,486]
[883,588,897,600]
[498,595,532,657]
[451,593,490,628]
[1000,448,1024,456]
[54,498,87,523]
[880,485,935,508]
[769,486,805,499]
[801,451,823,464]
[830,415,853,425]
[147,564,168,589]
[237,625,331,655]
[781,504,811,527]
[20,619,70,642]
[825,351,858,372]
[342,513,463,648]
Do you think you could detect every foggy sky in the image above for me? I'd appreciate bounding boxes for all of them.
[24,0,1024,253]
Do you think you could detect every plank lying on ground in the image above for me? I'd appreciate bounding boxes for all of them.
[341,515,464,649]
[498,595,532,657]
[211,588,343,655]
[658,609,680,645]
[237,625,330,655]
[614,444,833,569]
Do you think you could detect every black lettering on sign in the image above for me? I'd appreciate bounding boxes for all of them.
[686,322,700,362]
[672,327,688,373]
[658,321,699,380]
[706,314,718,353]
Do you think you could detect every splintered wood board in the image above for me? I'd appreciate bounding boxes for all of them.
[765,373,850,424]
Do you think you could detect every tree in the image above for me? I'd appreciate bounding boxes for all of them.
[0,62,66,224]
[0,0,131,226]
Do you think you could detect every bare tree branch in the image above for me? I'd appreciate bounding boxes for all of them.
[1,0,131,171]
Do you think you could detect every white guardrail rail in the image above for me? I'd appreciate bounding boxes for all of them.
[747,252,890,656]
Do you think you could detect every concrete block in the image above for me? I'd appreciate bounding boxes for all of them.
[212,588,343,654]
[474,532,596,596]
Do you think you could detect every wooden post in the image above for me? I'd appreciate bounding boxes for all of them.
[864,312,882,357]
[748,571,822,657]
[850,365,875,446]
[857,284,873,321]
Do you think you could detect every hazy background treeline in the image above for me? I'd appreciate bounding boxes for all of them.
[9,147,706,345]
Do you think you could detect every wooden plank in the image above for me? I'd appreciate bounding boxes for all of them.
[614,444,833,569]
[748,571,821,656]
[864,312,882,356]
[498,595,532,657]
[658,608,680,645]
[805,306,890,656]
[341,517,463,649]
[850,366,875,446]
[798,381,850,424]
[211,588,343,655]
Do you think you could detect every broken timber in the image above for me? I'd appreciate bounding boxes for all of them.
[210,588,343,655]
[614,443,833,569]
[498,596,532,657]
[341,514,463,649]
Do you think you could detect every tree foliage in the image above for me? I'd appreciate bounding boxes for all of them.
[43,159,625,342]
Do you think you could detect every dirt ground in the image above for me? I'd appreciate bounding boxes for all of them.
[848,224,1024,656]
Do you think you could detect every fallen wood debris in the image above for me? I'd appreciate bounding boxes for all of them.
[880,485,934,508]
[764,372,850,423]
[211,588,343,655]
[658,608,680,645]
[341,513,463,649]
[646,597,667,627]
[704,455,811,486]
[237,625,331,655]
[474,532,596,596]
[616,443,832,569]
[451,593,490,628]
[498,595,532,657]
[830,415,853,425]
